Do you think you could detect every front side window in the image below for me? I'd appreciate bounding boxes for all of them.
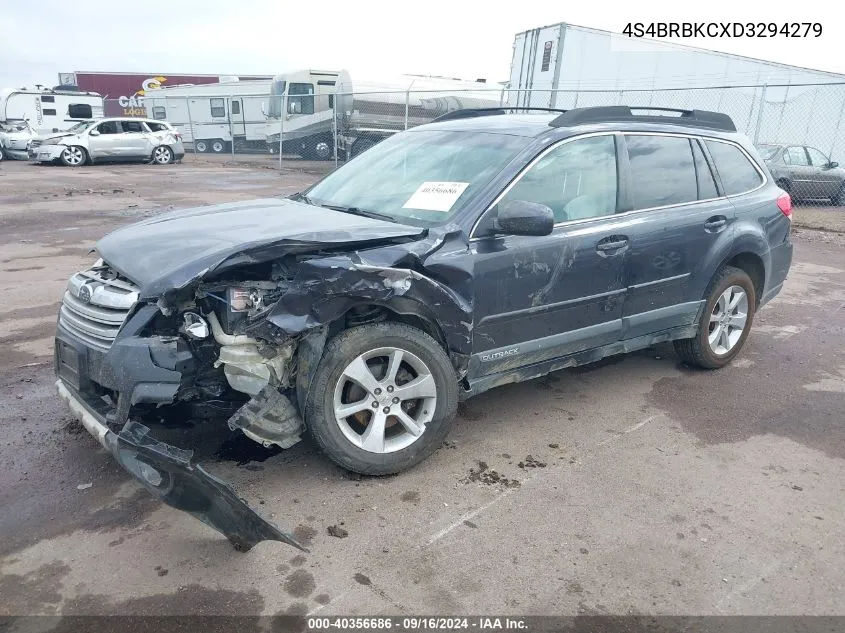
[97,121,119,134]
[806,147,830,167]
[288,83,314,115]
[500,135,617,222]
[626,135,697,209]
[706,140,764,195]
[305,129,528,226]
[786,146,809,166]
[210,98,226,118]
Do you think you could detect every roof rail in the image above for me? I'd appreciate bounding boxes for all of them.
[433,107,568,123]
[549,106,736,132]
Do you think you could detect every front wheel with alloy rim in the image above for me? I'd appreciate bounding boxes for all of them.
[674,266,756,369]
[60,146,87,166]
[306,322,458,475]
[152,146,174,164]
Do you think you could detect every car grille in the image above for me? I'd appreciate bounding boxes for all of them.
[59,261,139,350]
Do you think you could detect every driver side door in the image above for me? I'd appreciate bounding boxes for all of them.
[87,120,122,159]
[468,133,628,378]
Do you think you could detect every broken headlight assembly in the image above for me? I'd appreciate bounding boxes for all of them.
[214,283,284,333]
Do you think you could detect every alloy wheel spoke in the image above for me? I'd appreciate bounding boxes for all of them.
[719,326,731,351]
[393,409,423,437]
[393,373,436,402]
[384,349,404,383]
[708,323,723,347]
[335,398,371,420]
[360,411,387,452]
[343,356,381,394]
[728,289,744,310]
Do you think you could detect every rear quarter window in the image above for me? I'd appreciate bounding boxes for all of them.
[705,140,764,195]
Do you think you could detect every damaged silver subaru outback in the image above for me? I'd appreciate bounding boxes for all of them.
[55,106,794,550]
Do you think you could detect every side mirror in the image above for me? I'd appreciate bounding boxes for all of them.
[494,200,555,236]
[828,161,839,169]
[89,129,100,136]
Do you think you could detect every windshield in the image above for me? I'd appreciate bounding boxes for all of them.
[756,144,780,160]
[304,130,528,226]
[66,120,94,133]
[268,79,286,119]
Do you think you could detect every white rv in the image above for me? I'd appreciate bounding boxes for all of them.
[0,87,104,159]
[264,69,501,159]
[143,80,271,153]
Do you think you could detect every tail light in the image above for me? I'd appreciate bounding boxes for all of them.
[776,192,792,219]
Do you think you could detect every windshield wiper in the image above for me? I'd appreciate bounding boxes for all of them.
[293,194,397,223]
[317,202,397,223]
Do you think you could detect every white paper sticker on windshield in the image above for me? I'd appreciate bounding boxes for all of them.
[402,181,470,212]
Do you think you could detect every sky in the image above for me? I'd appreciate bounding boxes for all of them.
[2,0,844,89]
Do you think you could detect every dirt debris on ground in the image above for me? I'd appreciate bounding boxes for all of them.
[461,461,521,488]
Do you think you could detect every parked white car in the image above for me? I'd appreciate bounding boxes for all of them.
[29,118,185,166]
[0,121,38,160]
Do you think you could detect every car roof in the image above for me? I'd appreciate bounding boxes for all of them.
[418,108,741,141]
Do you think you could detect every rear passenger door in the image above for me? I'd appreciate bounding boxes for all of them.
[619,133,736,339]
[118,120,153,158]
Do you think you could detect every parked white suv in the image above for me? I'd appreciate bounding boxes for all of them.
[29,118,185,166]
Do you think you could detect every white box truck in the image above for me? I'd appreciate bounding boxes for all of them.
[0,87,104,159]
[143,79,272,153]
[264,69,502,159]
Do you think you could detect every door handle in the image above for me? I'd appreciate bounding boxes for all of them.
[596,236,629,254]
[704,216,727,233]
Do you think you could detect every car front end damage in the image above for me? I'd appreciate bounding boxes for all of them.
[53,198,475,551]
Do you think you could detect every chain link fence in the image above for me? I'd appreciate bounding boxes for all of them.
[120,82,845,189]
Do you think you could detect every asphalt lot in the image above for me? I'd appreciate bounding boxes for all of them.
[1,156,844,620]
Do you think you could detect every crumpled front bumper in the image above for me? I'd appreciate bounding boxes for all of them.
[56,378,307,552]
[29,144,64,162]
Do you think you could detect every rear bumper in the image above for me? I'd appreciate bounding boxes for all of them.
[761,240,794,307]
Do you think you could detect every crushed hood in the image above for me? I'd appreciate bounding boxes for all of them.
[95,198,426,298]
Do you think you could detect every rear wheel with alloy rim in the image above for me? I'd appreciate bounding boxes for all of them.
[152,146,174,164]
[60,146,86,166]
[674,266,756,369]
[306,322,458,474]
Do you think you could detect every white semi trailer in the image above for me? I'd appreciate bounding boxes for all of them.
[143,79,272,153]
[264,69,501,159]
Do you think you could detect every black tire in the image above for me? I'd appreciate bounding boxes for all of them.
[674,266,756,370]
[305,322,458,475]
[60,145,87,167]
[194,140,209,153]
[302,136,333,160]
[211,139,226,153]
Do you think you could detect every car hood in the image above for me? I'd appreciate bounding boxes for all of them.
[41,132,78,144]
[96,198,426,298]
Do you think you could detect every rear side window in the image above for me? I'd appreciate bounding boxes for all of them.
[120,121,144,133]
[785,146,808,166]
[692,139,718,199]
[706,140,764,195]
[626,135,697,209]
[146,121,167,132]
